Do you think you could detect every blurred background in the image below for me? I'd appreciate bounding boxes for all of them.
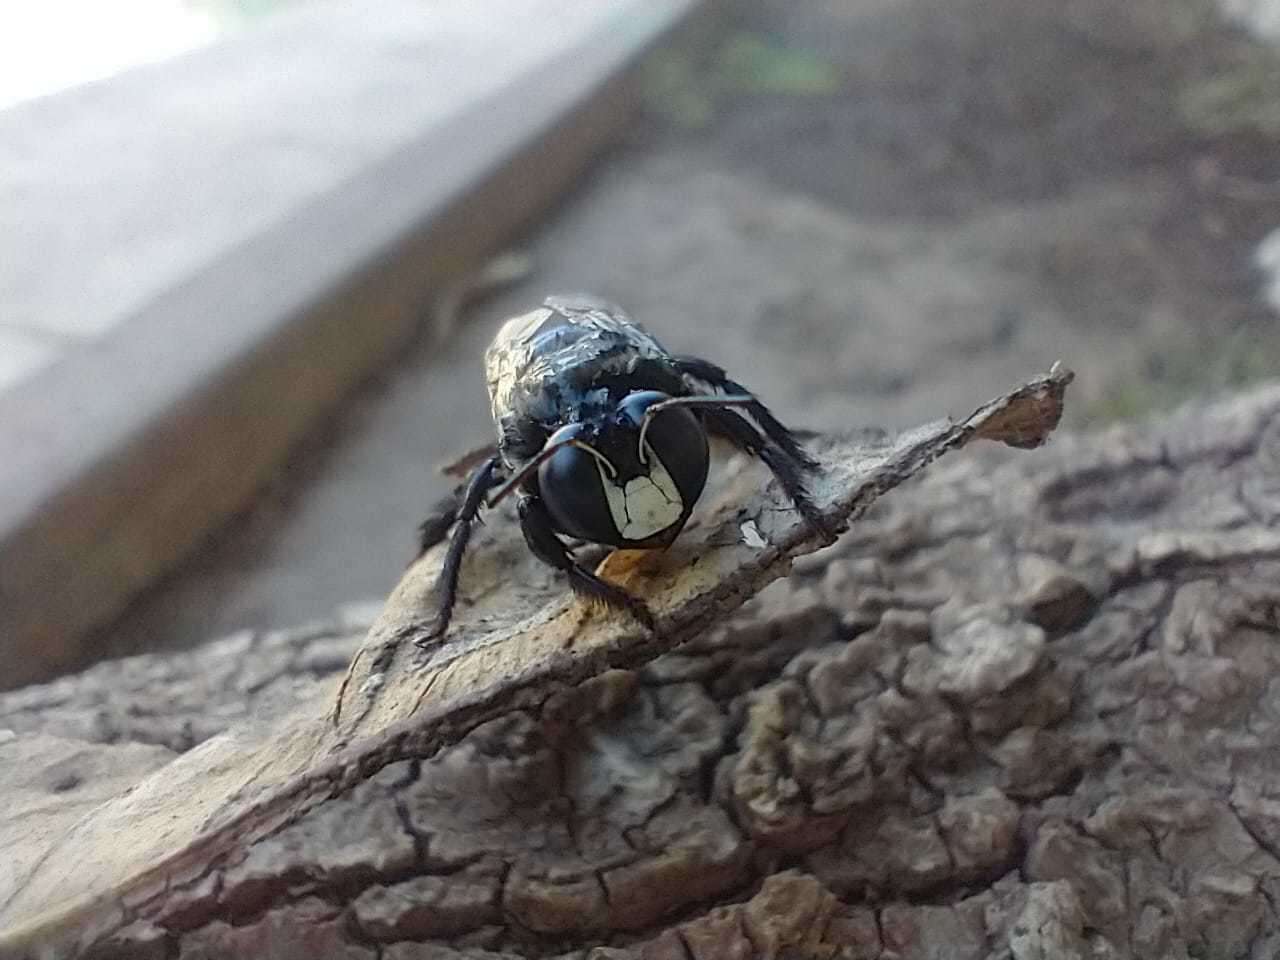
[2,0,1278,689]
[0,2,302,112]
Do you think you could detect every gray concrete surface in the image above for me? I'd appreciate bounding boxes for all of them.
[0,0,702,687]
[0,0,665,351]
[97,0,1280,663]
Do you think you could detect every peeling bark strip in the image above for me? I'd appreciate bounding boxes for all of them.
[14,375,1280,959]
[0,367,1108,959]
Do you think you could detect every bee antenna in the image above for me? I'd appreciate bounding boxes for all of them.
[638,394,756,464]
[487,439,616,507]
[571,440,618,478]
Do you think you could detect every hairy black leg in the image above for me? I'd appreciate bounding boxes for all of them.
[674,355,820,470]
[703,407,838,544]
[415,456,501,646]
[518,495,657,631]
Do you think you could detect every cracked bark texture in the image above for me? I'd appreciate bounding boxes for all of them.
[11,369,1280,958]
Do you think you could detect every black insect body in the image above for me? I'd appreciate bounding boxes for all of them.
[416,295,834,645]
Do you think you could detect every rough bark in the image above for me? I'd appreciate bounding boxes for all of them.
[14,368,1280,958]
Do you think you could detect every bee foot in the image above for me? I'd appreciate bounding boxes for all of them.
[412,617,449,649]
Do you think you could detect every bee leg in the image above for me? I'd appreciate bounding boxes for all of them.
[702,407,838,545]
[517,495,657,632]
[416,455,501,646]
[673,356,820,470]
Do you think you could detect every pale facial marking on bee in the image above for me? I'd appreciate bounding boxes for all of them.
[598,446,684,541]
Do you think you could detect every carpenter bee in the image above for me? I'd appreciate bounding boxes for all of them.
[416,294,835,644]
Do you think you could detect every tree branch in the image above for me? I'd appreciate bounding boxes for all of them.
[0,366,1074,958]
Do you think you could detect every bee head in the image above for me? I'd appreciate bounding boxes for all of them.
[538,391,709,547]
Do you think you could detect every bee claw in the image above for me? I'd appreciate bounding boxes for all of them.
[413,617,448,649]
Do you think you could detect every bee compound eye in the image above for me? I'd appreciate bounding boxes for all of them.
[538,429,622,546]
[616,390,670,429]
